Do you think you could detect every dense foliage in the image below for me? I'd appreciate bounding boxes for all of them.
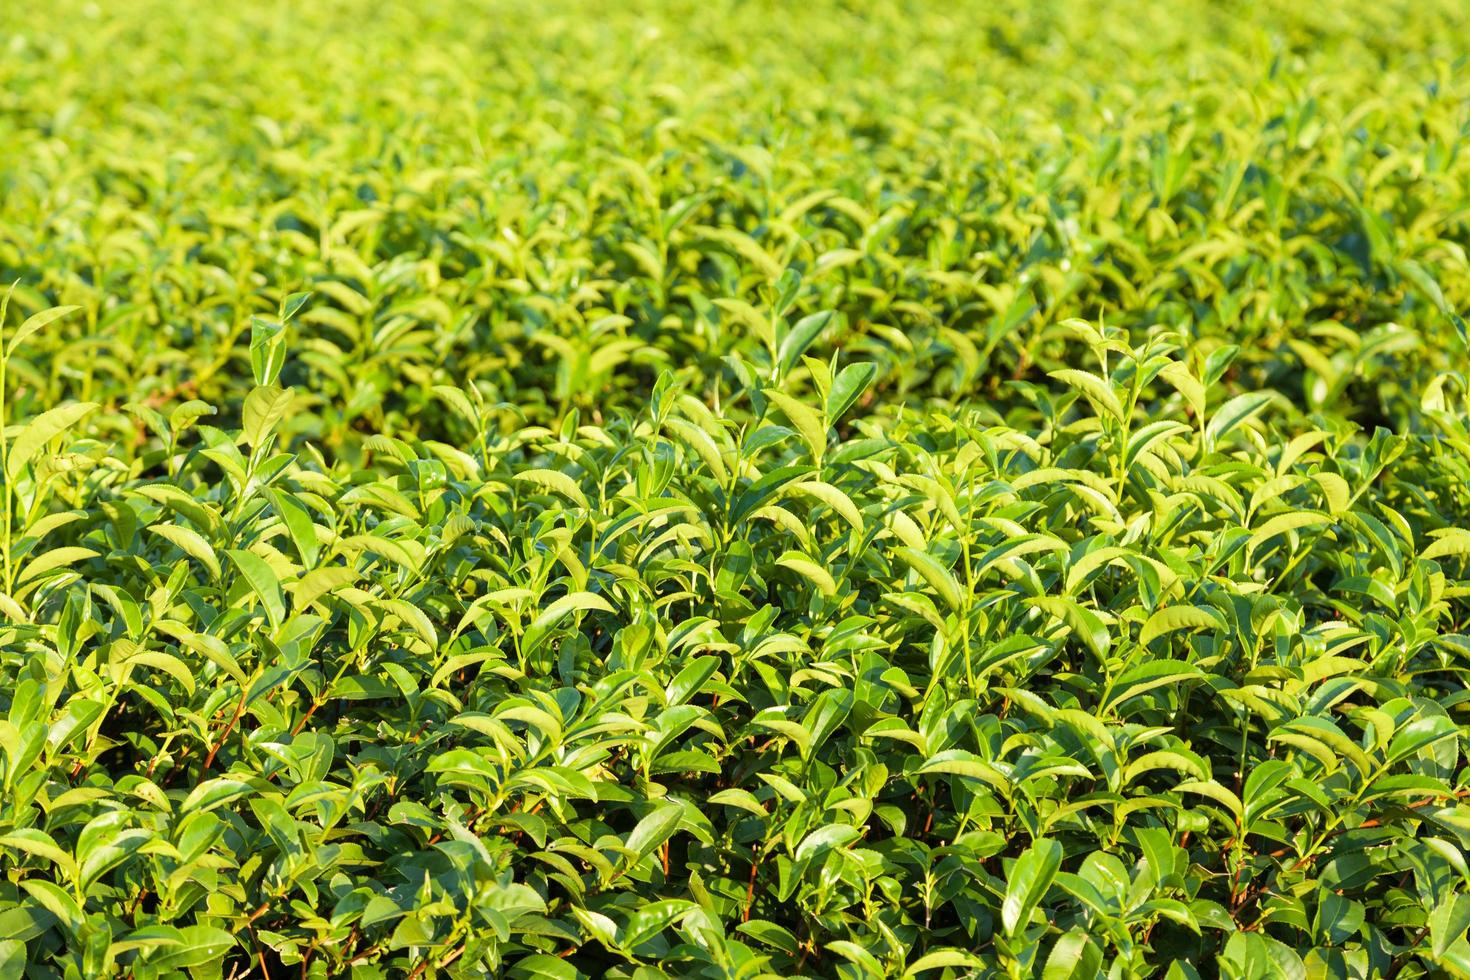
[4,0,1470,977]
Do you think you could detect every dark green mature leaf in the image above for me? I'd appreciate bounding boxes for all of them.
[624,805,685,868]
[1432,894,1470,959]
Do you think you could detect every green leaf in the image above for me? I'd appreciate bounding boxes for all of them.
[515,469,589,508]
[141,926,236,970]
[169,399,216,433]
[6,401,98,477]
[1247,510,1329,560]
[180,778,258,815]
[1206,391,1276,447]
[268,488,320,568]
[1002,838,1062,936]
[1388,716,1458,765]
[17,546,98,585]
[894,546,964,612]
[7,304,81,356]
[777,310,835,379]
[379,597,439,648]
[764,388,827,462]
[226,549,286,628]
[775,550,838,597]
[527,591,613,637]
[1049,368,1125,421]
[19,881,83,938]
[664,417,729,484]
[124,649,198,696]
[1139,605,1224,646]
[789,480,863,532]
[919,750,1003,785]
[0,829,79,879]
[241,385,294,450]
[620,899,694,951]
[0,940,25,980]
[1031,596,1110,659]
[623,804,684,868]
[148,524,222,579]
[280,290,312,322]
[826,361,877,423]
[1175,780,1244,825]
[1103,660,1203,712]
[250,315,287,386]
[291,566,359,611]
[801,689,851,761]
[904,950,983,976]
[1424,529,1470,562]
[1042,930,1103,980]
[1433,894,1470,959]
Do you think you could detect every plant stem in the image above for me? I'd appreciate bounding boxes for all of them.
[201,687,251,775]
[0,335,10,598]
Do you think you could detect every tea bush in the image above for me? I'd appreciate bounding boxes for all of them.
[3,0,1470,977]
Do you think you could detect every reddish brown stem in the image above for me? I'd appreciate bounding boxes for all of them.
[201,688,250,775]
[407,942,464,980]
[743,844,760,922]
[1236,789,1470,915]
[290,699,322,737]
[251,927,273,980]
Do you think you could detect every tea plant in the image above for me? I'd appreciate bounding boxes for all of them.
[3,0,1470,977]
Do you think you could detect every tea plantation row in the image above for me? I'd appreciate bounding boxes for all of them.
[2,0,1470,977]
